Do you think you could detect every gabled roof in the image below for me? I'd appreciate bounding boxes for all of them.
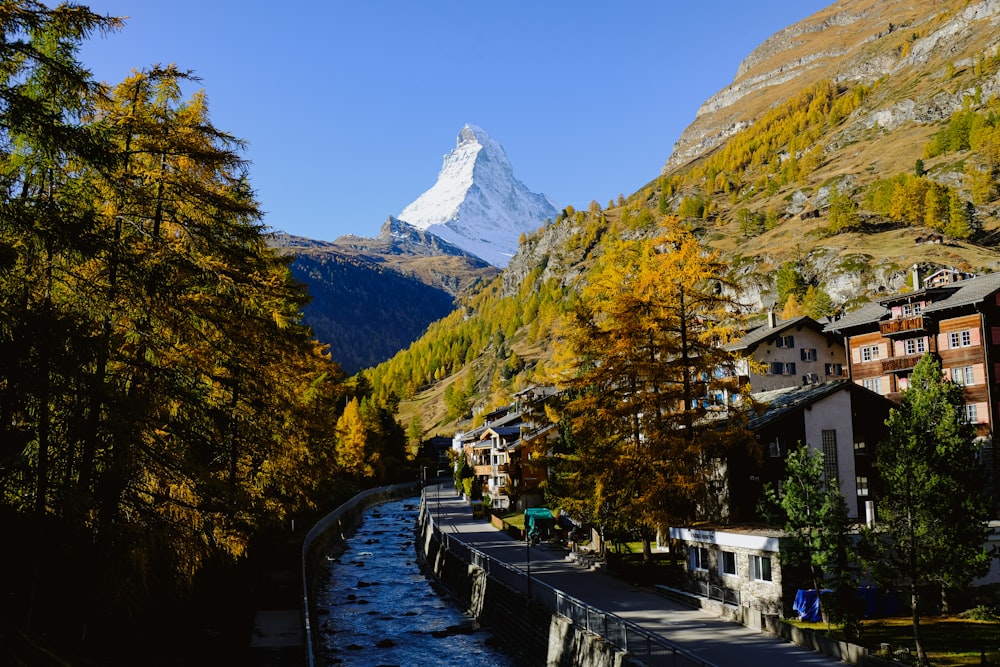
[924,271,1000,313]
[481,426,522,441]
[730,315,828,352]
[824,272,1000,334]
[823,301,888,333]
[748,379,885,430]
[458,409,526,445]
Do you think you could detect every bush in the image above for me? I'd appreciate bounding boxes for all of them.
[960,604,1000,622]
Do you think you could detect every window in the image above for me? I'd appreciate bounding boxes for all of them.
[749,555,772,581]
[775,335,795,349]
[801,348,817,362]
[904,337,926,355]
[856,476,869,497]
[854,441,867,456]
[825,363,843,376]
[952,366,975,386]
[902,302,923,316]
[948,330,973,348]
[962,404,978,424]
[862,377,882,394]
[720,551,737,576]
[768,439,784,457]
[861,345,880,362]
[691,546,709,571]
[822,430,839,485]
[769,362,796,375]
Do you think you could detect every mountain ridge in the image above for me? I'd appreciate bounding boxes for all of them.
[271,217,499,374]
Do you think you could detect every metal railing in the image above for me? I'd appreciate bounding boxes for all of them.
[423,495,719,667]
[690,579,741,607]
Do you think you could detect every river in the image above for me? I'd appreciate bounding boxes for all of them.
[314,497,519,666]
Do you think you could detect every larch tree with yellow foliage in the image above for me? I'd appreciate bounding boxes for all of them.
[336,397,380,479]
[549,217,757,561]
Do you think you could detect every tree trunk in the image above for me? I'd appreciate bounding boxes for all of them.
[26,244,54,632]
[911,583,927,664]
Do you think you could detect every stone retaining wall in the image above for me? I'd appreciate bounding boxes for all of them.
[417,498,630,667]
[654,584,904,667]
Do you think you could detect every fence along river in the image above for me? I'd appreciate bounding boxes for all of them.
[313,497,517,666]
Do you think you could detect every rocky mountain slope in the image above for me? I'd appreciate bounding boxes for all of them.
[663,0,1000,308]
[371,0,1000,435]
[667,0,1000,174]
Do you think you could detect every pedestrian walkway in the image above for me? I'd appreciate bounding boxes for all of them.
[425,484,845,667]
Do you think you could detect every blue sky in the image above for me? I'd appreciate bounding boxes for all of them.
[77,1,832,242]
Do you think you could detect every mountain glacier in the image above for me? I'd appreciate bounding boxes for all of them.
[398,124,559,267]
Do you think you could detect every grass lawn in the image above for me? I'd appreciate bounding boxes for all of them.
[793,616,1000,666]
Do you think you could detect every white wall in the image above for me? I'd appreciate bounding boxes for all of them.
[803,390,859,518]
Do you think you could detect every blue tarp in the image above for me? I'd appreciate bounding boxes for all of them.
[793,589,828,622]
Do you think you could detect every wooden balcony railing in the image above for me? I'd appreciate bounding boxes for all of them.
[879,315,929,337]
[473,464,510,477]
[881,354,922,373]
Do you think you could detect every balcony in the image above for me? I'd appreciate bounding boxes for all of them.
[879,315,930,337]
[881,355,921,374]
[473,464,509,476]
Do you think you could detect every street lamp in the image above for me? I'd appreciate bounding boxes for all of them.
[436,469,447,525]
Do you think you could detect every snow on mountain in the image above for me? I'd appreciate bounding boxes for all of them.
[398,124,559,267]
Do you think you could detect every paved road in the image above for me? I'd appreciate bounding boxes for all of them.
[425,484,844,667]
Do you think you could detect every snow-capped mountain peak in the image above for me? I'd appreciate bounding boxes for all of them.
[398,124,558,267]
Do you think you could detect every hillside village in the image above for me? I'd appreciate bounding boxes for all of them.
[433,264,1000,621]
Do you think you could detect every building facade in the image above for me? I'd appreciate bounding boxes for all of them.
[728,314,847,393]
[824,268,1000,443]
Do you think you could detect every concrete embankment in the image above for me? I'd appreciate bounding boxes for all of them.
[416,494,629,667]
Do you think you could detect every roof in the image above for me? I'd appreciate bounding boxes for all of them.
[823,301,888,333]
[480,426,522,442]
[825,272,1000,334]
[729,315,822,352]
[924,271,1000,313]
[748,379,867,430]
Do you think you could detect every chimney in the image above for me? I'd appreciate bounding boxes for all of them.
[766,311,777,328]
[912,264,921,290]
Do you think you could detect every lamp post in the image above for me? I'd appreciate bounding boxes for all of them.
[525,526,532,601]
[436,469,446,525]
